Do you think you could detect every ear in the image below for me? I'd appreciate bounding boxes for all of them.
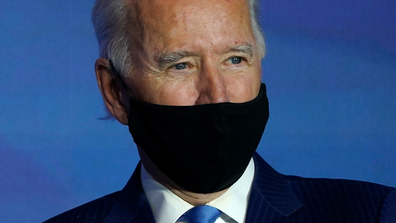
[95,58,129,125]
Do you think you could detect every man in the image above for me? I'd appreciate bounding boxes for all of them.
[44,0,396,222]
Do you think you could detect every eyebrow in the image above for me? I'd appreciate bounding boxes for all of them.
[156,43,255,70]
[224,43,255,57]
[157,51,198,70]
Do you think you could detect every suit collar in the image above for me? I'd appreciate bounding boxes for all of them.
[102,162,155,223]
[102,153,303,222]
[248,153,303,217]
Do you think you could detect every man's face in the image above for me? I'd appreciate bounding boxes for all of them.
[125,0,262,106]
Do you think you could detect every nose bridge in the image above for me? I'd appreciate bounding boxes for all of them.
[195,59,230,104]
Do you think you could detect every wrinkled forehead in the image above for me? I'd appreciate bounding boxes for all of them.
[126,0,252,49]
[136,0,249,19]
[128,0,250,36]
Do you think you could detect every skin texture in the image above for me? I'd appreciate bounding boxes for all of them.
[95,0,262,205]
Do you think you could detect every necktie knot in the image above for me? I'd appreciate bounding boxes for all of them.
[178,205,222,223]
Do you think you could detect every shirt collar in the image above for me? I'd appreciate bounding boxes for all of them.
[141,159,255,223]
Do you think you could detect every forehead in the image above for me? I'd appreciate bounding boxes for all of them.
[136,0,250,19]
[132,0,253,53]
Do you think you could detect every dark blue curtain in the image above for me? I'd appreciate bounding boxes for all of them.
[1,0,395,222]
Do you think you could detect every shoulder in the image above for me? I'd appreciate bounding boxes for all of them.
[286,175,394,198]
[251,153,396,221]
[43,191,120,223]
[285,175,396,222]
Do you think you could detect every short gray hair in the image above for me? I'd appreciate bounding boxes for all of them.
[92,0,265,78]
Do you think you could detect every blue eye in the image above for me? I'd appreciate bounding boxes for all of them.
[174,63,187,70]
[230,57,243,64]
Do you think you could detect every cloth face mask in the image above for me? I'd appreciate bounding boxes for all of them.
[128,83,270,193]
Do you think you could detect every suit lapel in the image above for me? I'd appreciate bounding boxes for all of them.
[101,153,303,222]
[102,162,155,223]
[246,153,303,220]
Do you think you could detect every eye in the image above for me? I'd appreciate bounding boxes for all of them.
[229,56,243,64]
[174,63,188,70]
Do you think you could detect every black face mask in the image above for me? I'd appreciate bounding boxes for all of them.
[128,83,269,193]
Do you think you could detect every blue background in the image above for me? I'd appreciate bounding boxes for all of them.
[1,0,395,222]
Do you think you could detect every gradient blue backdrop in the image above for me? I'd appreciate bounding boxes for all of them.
[1,0,395,222]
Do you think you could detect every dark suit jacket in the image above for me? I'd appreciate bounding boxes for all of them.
[44,153,396,222]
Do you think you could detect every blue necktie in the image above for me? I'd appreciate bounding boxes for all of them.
[178,205,222,223]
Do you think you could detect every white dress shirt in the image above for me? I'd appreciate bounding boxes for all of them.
[141,159,255,223]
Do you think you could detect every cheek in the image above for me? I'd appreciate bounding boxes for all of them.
[149,80,199,105]
[226,69,261,103]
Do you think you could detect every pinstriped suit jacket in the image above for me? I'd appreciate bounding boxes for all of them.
[44,153,396,222]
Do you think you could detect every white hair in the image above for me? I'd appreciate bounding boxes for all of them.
[92,0,265,78]
[248,0,266,58]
